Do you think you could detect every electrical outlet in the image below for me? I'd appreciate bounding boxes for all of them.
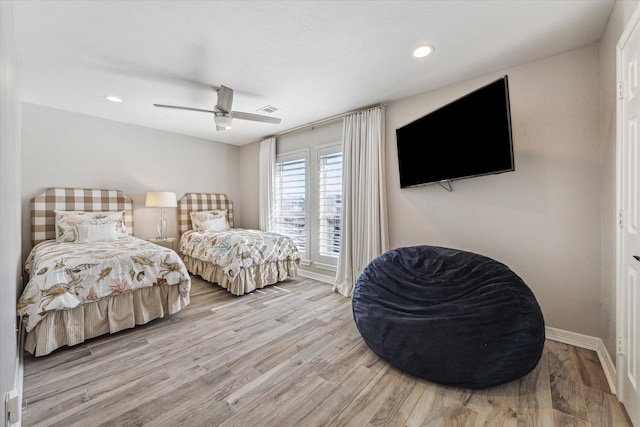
[5,389,20,424]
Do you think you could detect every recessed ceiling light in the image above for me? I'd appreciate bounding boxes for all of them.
[413,45,434,58]
[105,95,122,103]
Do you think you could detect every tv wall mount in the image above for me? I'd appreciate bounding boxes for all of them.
[438,180,453,192]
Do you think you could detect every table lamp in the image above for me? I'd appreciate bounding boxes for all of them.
[145,191,177,240]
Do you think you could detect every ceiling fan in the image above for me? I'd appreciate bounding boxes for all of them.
[153,85,281,131]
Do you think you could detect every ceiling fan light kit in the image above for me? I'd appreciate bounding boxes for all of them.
[214,112,233,129]
[154,84,281,132]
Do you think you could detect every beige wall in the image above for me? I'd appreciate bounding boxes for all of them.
[21,103,241,258]
[598,0,639,361]
[1,1,22,425]
[386,46,602,337]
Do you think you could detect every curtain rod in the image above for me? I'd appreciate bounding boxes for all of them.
[262,103,385,140]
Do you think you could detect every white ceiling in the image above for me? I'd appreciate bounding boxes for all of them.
[11,0,614,146]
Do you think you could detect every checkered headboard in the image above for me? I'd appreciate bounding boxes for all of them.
[178,193,234,235]
[31,188,134,246]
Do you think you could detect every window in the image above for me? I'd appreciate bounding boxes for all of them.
[274,143,343,270]
[317,146,342,261]
[273,151,307,254]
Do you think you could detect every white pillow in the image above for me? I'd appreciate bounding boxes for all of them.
[190,210,227,232]
[75,222,118,243]
[202,216,229,232]
[54,210,127,242]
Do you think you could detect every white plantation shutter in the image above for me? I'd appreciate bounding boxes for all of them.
[274,142,343,271]
[274,152,307,253]
[318,147,342,260]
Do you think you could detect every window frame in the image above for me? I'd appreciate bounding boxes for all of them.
[315,142,343,267]
[274,140,343,272]
[274,149,310,264]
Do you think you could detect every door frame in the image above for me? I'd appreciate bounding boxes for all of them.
[616,1,640,405]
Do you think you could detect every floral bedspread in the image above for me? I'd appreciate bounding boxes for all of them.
[178,229,300,280]
[18,236,191,332]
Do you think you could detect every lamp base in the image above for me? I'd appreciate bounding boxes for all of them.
[156,209,167,240]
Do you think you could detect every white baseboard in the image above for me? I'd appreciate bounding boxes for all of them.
[597,344,617,396]
[11,353,23,427]
[297,269,335,285]
[545,326,617,395]
[12,321,25,427]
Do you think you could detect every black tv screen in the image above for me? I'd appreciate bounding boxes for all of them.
[396,76,514,188]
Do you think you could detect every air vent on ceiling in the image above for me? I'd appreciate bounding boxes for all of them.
[257,105,279,114]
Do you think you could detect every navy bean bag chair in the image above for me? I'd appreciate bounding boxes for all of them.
[352,246,545,389]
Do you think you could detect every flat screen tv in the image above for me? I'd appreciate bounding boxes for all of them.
[396,75,514,188]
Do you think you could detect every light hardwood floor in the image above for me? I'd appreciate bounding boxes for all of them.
[22,275,632,426]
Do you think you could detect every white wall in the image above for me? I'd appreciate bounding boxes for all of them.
[1,1,22,425]
[21,104,241,258]
[386,46,602,337]
[598,0,639,361]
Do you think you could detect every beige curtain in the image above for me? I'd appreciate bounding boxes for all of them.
[334,107,388,297]
[259,137,276,232]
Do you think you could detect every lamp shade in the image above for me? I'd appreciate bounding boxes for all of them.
[145,191,177,208]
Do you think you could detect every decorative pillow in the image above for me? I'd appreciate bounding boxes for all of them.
[190,210,227,232]
[75,222,118,243]
[54,210,127,242]
[202,216,229,232]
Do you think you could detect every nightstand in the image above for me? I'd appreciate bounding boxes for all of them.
[148,237,176,250]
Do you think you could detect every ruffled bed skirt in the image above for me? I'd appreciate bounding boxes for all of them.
[25,284,189,357]
[181,254,298,296]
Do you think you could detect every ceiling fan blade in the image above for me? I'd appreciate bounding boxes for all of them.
[155,85,280,130]
[153,104,216,114]
[232,111,282,124]
[216,85,234,113]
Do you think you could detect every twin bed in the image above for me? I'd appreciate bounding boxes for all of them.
[18,189,300,356]
[176,193,300,296]
[18,188,192,356]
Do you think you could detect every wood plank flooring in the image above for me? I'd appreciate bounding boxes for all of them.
[22,275,632,426]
